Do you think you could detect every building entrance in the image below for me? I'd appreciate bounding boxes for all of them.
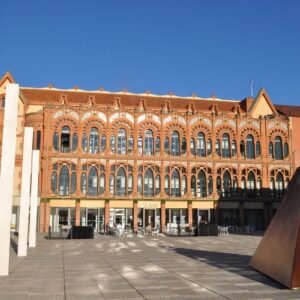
[80,208,104,232]
[138,208,160,230]
[50,207,75,232]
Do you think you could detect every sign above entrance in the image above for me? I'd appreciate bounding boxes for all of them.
[138,201,161,209]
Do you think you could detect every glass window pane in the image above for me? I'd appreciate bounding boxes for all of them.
[51,172,57,194]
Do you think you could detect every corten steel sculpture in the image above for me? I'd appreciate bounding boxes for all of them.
[250,168,300,289]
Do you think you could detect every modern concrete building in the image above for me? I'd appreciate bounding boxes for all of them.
[1,72,300,234]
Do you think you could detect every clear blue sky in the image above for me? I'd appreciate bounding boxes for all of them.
[1,0,300,105]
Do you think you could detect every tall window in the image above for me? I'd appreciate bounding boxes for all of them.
[144,130,154,155]
[231,140,236,157]
[117,129,127,154]
[246,135,255,159]
[170,169,180,197]
[215,139,221,156]
[88,167,98,196]
[269,142,274,158]
[275,136,283,160]
[144,168,154,196]
[191,176,196,197]
[61,126,71,153]
[275,172,284,197]
[207,139,212,155]
[110,135,115,153]
[223,171,231,197]
[171,131,180,156]
[59,166,69,195]
[198,170,206,197]
[155,137,160,153]
[89,128,99,153]
[284,142,289,158]
[222,134,230,158]
[53,132,59,151]
[138,135,143,154]
[247,171,255,197]
[116,167,126,196]
[197,132,206,157]
[100,134,106,152]
[240,140,245,157]
[256,141,261,157]
[51,172,58,194]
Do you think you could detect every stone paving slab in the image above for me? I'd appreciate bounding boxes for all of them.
[0,234,300,299]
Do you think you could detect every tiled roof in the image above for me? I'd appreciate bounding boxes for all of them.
[20,87,245,113]
[275,105,300,117]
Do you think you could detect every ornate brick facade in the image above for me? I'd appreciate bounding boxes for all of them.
[1,72,300,234]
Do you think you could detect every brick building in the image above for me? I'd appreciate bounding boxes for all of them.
[1,72,300,233]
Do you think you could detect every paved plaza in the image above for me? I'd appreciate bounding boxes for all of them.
[0,233,299,300]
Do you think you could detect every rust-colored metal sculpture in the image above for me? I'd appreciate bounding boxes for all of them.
[250,168,300,289]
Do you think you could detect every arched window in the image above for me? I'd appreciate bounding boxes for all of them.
[164,136,169,154]
[232,176,238,196]
[144,168,154,196]
[256,177,262,196]
[231,140,237,157]
[198,170,206,197]
[246,135,255,159]
[191,175,196,197]
[164,175,170,195]
[71,172,76,194]
[217,176,221,194]
[171,169,180,197]
[181,138,187,154]
[197,132,206,157]
[155,175,160,195]
[51,172,58,194]
[72,133,78,152]
[240,140,245,158]
[275,136,283,160]
[256,141,261,157]
[269,141,274,158]
[215,139,221,156]
[116,167,126,196]
[81,173,87,194]
[53,132,59,151]
[61,126,71,153]
[59,166,69,195]
[99,173,105,195]
[128,174,133,195]
[171,131,180,156]
[223,171,231,197]
[144,130,154,155]
[82,134,88,152]
[128,135,134,153]
[89,128,99,153]
[182,175,187,195]
[222,134,230,158]
[208,176,213,195]
[117,129,127,154]
[190,138,195,155]
[241,177,246,196]
[110,135,116,153]
[137,174,143,194]
[247,171,255,197]
[284,142,289,158]
[270,177,275,197]
[155,137,160,153]
[138,135,143,154]
[109,174,114,194]
[207,139,212,155]
[88,167,98,196]
[275,172,284,197]
[100,134,106,152]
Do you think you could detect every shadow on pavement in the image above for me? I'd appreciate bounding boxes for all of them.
[162,246,285,290]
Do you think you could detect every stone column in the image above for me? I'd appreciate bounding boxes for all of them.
[133,201,138,233]
[29,150,40,248]
[18,127,34,257]
[188,201,193,229]
[160,201,166,233]
[39,201,45,232]
[104,200,110,232]
[75,200,80,226]
[0,84,19,276]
